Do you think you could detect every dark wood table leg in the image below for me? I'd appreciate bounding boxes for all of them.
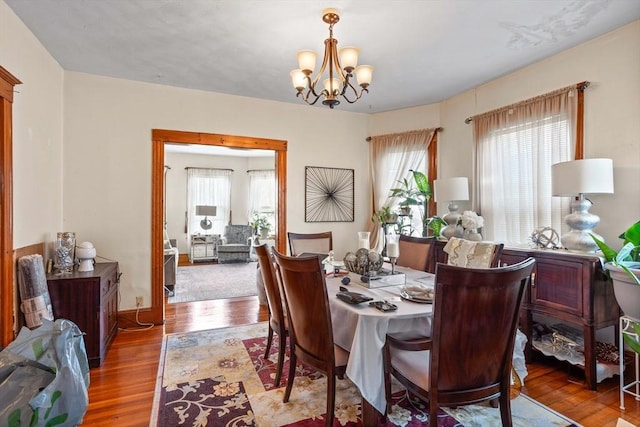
[362,397,381,427]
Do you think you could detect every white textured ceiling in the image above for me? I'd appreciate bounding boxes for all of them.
[6,0,640,114]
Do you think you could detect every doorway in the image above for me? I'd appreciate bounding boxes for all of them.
[149,130,287,325]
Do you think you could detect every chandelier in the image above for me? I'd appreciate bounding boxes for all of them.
[290,8,374,109]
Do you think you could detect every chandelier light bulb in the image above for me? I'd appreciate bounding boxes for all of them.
[339,46,360,71]
[355,65,374,87]
[297,50,317,73]
[323,78,341,96]
[290,69,306,90]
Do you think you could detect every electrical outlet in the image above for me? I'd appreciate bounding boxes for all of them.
[136,296,143,307]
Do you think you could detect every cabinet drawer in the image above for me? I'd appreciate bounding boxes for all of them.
[192,244,206,258]
[532,258,584,316]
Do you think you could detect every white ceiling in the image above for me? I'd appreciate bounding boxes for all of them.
[6,0,640,115]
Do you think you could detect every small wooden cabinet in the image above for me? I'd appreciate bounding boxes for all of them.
[433,241,620,390]
[190,234,219,262]
[500,248,620,390]
[46,262,120,368]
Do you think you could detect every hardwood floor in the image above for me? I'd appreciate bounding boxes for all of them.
[83,297,640,426]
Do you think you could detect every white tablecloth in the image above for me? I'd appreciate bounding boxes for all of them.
[326,264,529,415]
[327,266,434,414]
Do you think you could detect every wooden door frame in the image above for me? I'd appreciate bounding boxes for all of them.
[146,129,287,324]
[0,66,21,346]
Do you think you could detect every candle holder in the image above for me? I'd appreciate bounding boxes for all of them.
[386,233,400,274]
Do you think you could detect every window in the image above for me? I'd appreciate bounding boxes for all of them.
[368,129,439,247]
[187,168,231,237]
[473,85,582,245]
[247,170,276,235]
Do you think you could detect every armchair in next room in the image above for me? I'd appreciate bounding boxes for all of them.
[217,225,253,263]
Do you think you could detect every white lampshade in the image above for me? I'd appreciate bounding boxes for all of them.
[354,65,373,87]
[290,69,306,90]
[434,177,469,202]
[323,78,341,95]
[297,50,317,73]
[552,158,614,196]
[196,205,217,216]
[339,46,360,70]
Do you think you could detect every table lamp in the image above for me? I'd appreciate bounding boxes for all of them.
[552,158,614,252]
[196,205,217,232]
[434,177,469,240]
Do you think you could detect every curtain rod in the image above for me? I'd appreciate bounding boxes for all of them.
[184,167,234,171]
[246,169,275,173]
[464,81,590,124]
[365,127,443,141]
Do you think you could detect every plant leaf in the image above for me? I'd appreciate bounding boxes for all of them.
[590,233,617,263]
[410,170,430,198]
[624,221,640,246]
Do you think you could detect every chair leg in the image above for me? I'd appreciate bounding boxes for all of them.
[429,398,438,427]
[283,351,296,403]
[274,333,285,386]
[325,371,336,427]
[383,343,392,416]
[499,394,513,427]
[264,324,274,359]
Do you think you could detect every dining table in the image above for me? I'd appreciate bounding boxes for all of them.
[324,263,529,425]
[326,264,434,422]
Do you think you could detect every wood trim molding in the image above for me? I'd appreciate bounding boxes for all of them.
[124,129,288,326]
[0,66,21,346]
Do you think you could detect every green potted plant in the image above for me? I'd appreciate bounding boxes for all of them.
[388,170,432,236]
[371,206,398,225]
[591,221,640,319]
[250,211,271,238]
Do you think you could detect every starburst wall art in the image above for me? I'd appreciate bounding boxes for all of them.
[304,166,354,222]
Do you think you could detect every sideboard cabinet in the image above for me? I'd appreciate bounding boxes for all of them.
[46,262,120,368]
[500,247,620,390]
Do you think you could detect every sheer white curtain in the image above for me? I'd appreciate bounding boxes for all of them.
[247,170,276,232]
[187,168,232,237]
[473,85,577,245]
[368,129,436,250]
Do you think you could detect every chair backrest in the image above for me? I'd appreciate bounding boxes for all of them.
[287,231,333,256]
[224,225,253,244]
[396,235,436,272]
[255,244,286,328]
[442,237,504,268]
[430,258,535,403]
[272,249,336,369]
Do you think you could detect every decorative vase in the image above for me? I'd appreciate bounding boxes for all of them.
[54,231,76,273]
[259,227,269,239]
[607,263,640,320]
[464,228,482,241]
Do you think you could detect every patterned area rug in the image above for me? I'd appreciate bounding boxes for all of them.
[168,262,259,303]
[151,323,581,426]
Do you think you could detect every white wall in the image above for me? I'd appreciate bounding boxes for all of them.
[0,1,64,250]
[164,152,276,254]
[62,72,370,309]
[373,20,640,246]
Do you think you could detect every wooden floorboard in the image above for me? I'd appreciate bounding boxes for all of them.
[82,296,640,426]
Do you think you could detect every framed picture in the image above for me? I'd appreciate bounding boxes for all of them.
[305,166,354,222]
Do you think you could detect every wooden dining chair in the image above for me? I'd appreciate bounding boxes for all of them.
[287,231,333,256]
[271,249,348,427]
[396,235,436,273]
[442,236,504,268]
[255,243,288,386]
[383,258,535,426]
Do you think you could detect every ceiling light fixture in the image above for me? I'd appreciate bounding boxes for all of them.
[290,8,374,109]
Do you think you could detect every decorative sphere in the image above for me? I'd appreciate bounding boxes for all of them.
[530,227,560,249]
